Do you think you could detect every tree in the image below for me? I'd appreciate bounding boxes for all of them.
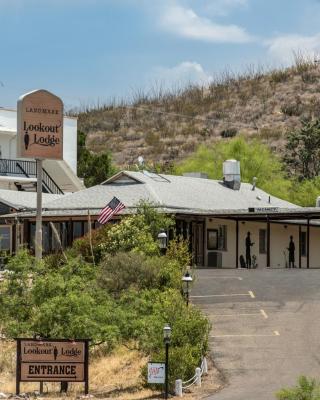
[77,131,117,187]
[284,119,320,180]
[174,136,292,201]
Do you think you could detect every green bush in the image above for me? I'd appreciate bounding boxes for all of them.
[276,376,320,400]
[117,288,210,389]
[99,252,159,294]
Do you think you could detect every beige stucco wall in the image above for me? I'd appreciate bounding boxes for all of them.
[309,227,320,268]
[204,218,320,269]
[269,223,299,268]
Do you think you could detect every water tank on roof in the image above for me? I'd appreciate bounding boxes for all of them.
[223,159,241,190]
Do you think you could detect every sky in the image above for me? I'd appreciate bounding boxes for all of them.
[2,0,320,109]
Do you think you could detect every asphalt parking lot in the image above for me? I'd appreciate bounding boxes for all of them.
[191,268,320,400]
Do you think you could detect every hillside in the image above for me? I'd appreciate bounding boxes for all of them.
[77,58,320,168]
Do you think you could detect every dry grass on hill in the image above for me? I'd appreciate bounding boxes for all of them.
[75,55,320,169]
[0,341,222,399]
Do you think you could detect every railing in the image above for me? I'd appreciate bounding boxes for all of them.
[0,158,63,195]
[175,357,208,397]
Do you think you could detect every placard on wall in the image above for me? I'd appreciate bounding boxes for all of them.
[17,89,63,159]
[16,339,89,394]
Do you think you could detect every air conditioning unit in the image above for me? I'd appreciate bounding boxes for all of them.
[208,252,222,268]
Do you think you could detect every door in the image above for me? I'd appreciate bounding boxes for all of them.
[191,222,204,266]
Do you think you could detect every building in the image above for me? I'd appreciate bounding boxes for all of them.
[0,108,84,194]
[2,160,320,269]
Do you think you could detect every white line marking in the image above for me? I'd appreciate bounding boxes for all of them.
[260,309,268,319]
[211,331,280,338]
[249,291,255,298]
[191,293,252,298]
[198,276,243,281]
[211,313,262,317]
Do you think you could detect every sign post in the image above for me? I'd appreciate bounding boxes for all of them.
[17,89,64,259]
[16,339,89,394]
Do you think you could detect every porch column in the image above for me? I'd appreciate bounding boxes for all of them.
[267,217,270,267]
[299,225,301,269]
[307,218,310,269]
[236,219,239,268]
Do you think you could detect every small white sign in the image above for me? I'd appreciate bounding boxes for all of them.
[148,362,165,384]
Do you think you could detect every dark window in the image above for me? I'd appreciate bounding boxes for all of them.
[301,231,307,257]
[42,223,50,254]
[259,229,267,254]
[73,222,83,240]
[0,226,11,252]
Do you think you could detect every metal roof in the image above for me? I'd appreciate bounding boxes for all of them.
[0,189,62,211]
[43,170,298,212]
[4,171,320,222]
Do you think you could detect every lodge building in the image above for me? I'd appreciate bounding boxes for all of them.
[1,160,320,269]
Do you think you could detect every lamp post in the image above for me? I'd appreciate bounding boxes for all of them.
[163,324,171,399]
[182,270,193,306]
[158,230,168,255]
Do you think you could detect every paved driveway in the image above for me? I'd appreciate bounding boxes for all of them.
[191,268,320,400]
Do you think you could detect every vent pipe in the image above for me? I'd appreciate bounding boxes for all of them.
[223,160,241,190]
[252,177,257,191]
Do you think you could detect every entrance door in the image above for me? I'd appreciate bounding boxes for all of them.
[191,222,204,266]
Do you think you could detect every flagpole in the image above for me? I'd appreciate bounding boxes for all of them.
[88,210,95,266]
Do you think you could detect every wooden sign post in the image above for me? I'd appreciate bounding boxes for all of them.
[17,89,64,260]
[16,339,89,394]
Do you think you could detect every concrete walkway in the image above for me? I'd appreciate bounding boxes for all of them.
[192,268,320,400]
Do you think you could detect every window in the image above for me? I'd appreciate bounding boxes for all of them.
[73,222,83,240]
[207,229,218,250]
[301,231,307,257]
[218,225,227,251]
[0,226,11,252]
[259,229,267,254]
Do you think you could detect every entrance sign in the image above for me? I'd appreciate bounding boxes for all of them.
[17,89,64,160]
[16,339,89,394]
[148,362,165,384]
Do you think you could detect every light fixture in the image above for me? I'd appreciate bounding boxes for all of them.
[157,230,167,250]
[163,324,171,343]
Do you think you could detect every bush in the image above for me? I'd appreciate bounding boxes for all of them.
[100,215,159,256]
[99,252,159,294]
[276,376,320,399]
[117,288,210,389]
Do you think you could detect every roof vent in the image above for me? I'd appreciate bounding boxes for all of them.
[223,160,241,190]
[183,172,208,179]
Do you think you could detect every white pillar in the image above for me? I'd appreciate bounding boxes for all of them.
[175,379,183,397]
[195,367,201,387]
[202,357,208,374]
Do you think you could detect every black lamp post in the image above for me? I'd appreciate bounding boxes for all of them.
[182,270,193,306]
[163,324,171,399]
[158,230,168,255]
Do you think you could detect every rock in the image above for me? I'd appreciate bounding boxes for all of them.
[0,393,8,399]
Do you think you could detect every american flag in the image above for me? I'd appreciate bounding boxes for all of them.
[98,197,125,224]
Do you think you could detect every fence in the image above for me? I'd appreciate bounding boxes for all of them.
[175,357,208,397]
